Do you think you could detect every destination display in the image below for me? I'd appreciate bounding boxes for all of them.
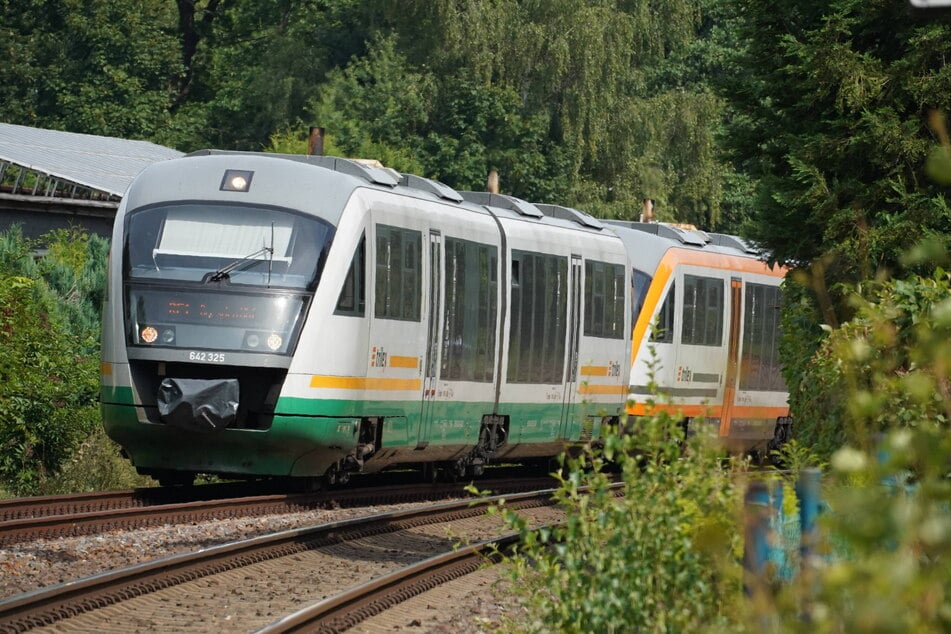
[131,289,300,327]
[127,287,305,354]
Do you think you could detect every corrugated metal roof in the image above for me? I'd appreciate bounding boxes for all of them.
[0,123,183,197]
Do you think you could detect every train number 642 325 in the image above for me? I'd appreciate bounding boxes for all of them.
[188,351,226,363]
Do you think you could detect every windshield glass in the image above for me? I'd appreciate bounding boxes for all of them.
[125,203,334,289]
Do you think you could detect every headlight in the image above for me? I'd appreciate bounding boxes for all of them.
[141,326,158,344]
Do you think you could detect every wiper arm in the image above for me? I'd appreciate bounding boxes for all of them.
[208,246,273,282]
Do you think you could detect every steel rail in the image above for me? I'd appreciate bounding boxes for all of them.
[256,533,522,633]
[0,489,557,632]
[0,490,143,522]
[0,476,558,547]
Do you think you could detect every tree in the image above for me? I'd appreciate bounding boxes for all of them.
[719,1,951,447]
[721,0,951,303]
[187,0,376,150]
[377,0,736,226]
[0,0,181,139]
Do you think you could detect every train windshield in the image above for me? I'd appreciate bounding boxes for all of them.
[125,203,334,289]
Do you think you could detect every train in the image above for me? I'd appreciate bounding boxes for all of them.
[100,150,790,487]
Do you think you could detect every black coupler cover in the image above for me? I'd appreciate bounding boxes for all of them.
[157,378,239,433]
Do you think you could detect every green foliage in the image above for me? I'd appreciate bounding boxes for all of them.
[763,428,951,633]
[36,425,153,495]
[0,0,181,138]
[37,227,110,338]
[1,0,749,230]
[770,438,826,475]
[186,0,375,151]
[789,269,951,455]
[496,410,744,632]
[0,227,104,495]
[307,33,431,175]
[380,0,738,227]
[721,0,951,322]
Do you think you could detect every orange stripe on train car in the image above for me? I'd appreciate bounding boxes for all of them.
[310,376,422,391]
[100,362,113,376]
[730,405,790,419]
[579,365,609,377]
[626,402,722,418]
[578,383,628,395]
[388,356,419,369]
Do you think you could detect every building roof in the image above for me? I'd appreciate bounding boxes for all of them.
[0,122,183,198]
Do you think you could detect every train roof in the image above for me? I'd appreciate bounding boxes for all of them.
[603,220,769,272]
[129,150,763,258]
[175,150,614,238]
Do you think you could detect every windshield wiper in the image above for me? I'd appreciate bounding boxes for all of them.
[208,245,273,282]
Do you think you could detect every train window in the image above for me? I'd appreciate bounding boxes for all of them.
[584,260,625,339]
[442,238,498,382]
[740,283,786,391]
[335,234,365,316]
[682,275,724,346]
[650,282,675,343]
[508,251,568,383]
[125,203,332,289]
[374,224,421,321]
[632,268,652,326]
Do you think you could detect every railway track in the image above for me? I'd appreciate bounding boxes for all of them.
[258,533,521,633]
[0,488,568,632]
[0,475,558,547]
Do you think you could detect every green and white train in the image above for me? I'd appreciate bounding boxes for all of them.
[101,151,788,487]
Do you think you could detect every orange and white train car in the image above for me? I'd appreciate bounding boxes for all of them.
[607,221,791,453]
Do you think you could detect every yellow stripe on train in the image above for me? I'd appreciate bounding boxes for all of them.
[309,375,422,391]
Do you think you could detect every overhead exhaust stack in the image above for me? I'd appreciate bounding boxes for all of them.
[641,198,654,223]
[308,127,325,156]
[486,169,499,194]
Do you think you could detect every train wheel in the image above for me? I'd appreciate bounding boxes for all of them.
[323,465,340,487]
[420,462,437,484]
[323,464,350,488]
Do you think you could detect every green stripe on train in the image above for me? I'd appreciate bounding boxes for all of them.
[101,387,609,477]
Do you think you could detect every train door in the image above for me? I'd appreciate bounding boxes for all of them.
[560,255,582,438]
[418,230,443,447]
[719,277,743,436]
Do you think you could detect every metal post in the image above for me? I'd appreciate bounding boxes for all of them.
[743,480,770,596]
[796,468,821,572]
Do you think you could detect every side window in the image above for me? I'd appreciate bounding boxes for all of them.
[374,224,421,321]
[740,283,786,391]
[584,260,625,339]
[335,234,365,316]
[650,281,676,343]
[682,274,724,346]
[631,268,652,327]
[508,251,568,383]
[442,237,498,382]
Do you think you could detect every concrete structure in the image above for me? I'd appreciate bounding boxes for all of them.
[0,123,183,241]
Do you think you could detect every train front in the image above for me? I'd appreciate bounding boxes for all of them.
[100,153,352,486]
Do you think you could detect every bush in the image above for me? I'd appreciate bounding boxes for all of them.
[492,406,746,633]
[0,227,108,496]
[759,425,951,634]
[763,269,951,632]
[37,425,153,495]
[790,270,951,455]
